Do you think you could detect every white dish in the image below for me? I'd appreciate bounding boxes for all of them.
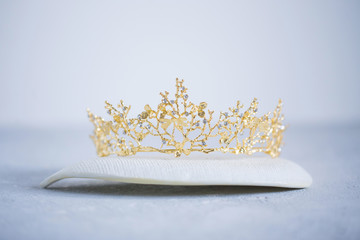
[41,156,312,188]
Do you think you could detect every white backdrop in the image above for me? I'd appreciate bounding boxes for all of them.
[1,0,359,127]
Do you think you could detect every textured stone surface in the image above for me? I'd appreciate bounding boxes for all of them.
[0,124,359,240]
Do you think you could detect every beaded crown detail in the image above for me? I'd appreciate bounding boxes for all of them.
[88,79,285,158]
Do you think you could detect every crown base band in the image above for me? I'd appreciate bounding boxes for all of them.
[97,147,276,158]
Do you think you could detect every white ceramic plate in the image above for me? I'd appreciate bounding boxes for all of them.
[41,156,312,188]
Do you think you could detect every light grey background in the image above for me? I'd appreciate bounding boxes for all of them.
[1,0,359,127]
[1,1,360,240]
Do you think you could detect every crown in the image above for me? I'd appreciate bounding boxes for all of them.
[87,79,285,158]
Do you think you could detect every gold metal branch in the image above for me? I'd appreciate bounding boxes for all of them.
[88,79,285,158]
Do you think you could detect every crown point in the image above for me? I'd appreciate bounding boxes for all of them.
[144,104,151,112]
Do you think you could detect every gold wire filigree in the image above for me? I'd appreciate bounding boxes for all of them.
[88,78,285,158]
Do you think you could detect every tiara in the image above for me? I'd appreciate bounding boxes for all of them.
[87,79,285,158]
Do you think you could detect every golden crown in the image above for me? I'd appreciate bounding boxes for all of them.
[87,79,285,158]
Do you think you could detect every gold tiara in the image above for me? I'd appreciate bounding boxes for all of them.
[87,79,285,158]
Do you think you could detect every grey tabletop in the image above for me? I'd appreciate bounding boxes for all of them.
[0,124,359,240]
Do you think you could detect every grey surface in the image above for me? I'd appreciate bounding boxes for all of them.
[0,124,359,240]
